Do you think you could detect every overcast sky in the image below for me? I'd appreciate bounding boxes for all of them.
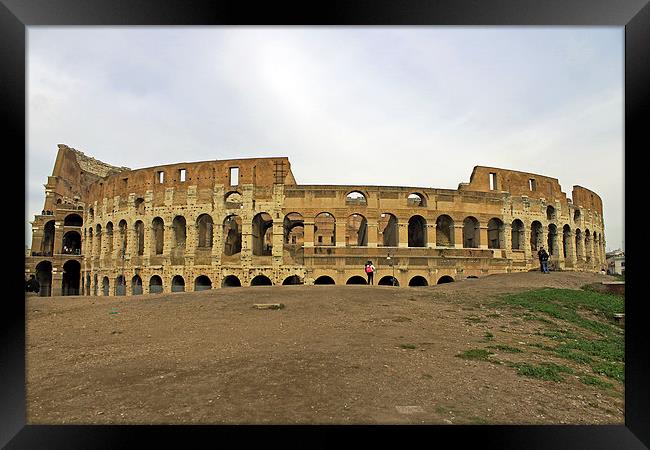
[26,27,624,251]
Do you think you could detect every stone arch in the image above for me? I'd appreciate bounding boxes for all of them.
[530,221,543,251]
[171,275,185,292]
[314,275,335,285]
[407,192,427,207]
[575,229,584,259]
[563,225,571,258]
[346,213,368,246]
[135,220,145,256]
[487,218,505,249]
[573,209,581,223]
[547,224,558,256]
[196,214,214,248]
[222,275,242,287]
[346,276,367,285]
[345,190,367,206]
[64,213,83,227]
[546,205,556,221]
[511,219,525,250]
[283,213,304,245]
[102,276,110,296]
[435,215,454,247]
[315,212,336,246]
[105,222,114,255]
[585,229,592,262]
[62,260,81,296]
[194,275,212,291]
[152,217,164,255]
[131,275,143,295]
[96,224,102,253]
[93,273,98,296]
[252,213,273,256]
[378,275,399,286]
[378,213,398,247]
[251,275,273,286]
[35,260,52,297]
[118,220,128,257]
[223,215,242,256]
[408,275,428,287]
[88,207,94,222]
[437,275,454,284]
[408,215,427,247]
[115,275,126,296]
[134,197,145,215]
[172,216,187,248]
[41,220,55,256]
[282,275,303,285]
[224,191,243,208]
[463,216,480,248]
[62,230,81,255]
[149,275,163,294]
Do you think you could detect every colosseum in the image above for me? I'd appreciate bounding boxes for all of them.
[26,144,607,296]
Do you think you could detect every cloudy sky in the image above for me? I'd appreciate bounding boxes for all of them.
[26,27,624,251]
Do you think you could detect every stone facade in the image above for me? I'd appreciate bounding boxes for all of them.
[25,144,607,296]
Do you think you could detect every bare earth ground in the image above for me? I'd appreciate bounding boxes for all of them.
[26,271,623,425]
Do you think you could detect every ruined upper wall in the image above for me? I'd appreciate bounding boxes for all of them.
[572,186,603,215]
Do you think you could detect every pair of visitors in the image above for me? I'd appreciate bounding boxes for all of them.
[364,260,376,285]
[537,247,550,274]
[25,275,40,293]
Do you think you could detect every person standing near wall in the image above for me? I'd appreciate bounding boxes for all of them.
[537,247,549,274]
[364,260,376,285]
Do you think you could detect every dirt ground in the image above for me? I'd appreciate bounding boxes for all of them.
[26,271,624,425]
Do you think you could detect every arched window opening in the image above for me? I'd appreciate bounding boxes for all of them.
[511,220,525,250]
[222,275,242,287]
[35,261,52,297]
[487,218,504,249]
[62,260,80,296]
[131,275,143,295]
[408,276,429,287]
[547,224,558,256]
[149,275,163,294]
[575,229,583,259]
[252,213,273,256]
[194,275,212,291]
[64,213,83,227]
[574,209,581,223]
[314,275,335,285]
[152,217,164,255]
[546,205,556,221]
[315,212,336,246]
[134,198,145,215]
[41,221,55,256]
[378,213,398,247]
[463,216,480,248]
[251,275,273,286]
[115,275,126,296]
[102,276,110,296]
[62,231,81,255]
[172,216,187,248]
[585,230,592,261]
[171,275,185,292]
[345,191,367,206]
[105,222,114,255]
[378,276,399,286]
[118,220,128,258]
[346,214,368,246]
[96,224,102,254]
[224,191,243,209]
[346,276,367,285]
[282,275,303,285]
[223,215,242,256]
[407,192,427,207]
[530,221,543,252]
[88,208,94,222]
[435,215,454,247]
[135,220,145,256]
[283,213,304,245]
[437,275,454,284]
[562,225,571,258]
[408,215,427,247]
[196,214,214,248]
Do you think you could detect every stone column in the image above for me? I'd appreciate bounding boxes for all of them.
[51,267,63,296]
[426,223,436,248]
[523,227,532,262]
[504,225,512,252]
[240,216,253,263]
[272,220,284,259]
[303,221,314,247]
[479,226,488,250]
[398,221,409,248]
[335,221,346,247]
[53,221,64,255]
[366,218,378,248]
[454,225,464,249]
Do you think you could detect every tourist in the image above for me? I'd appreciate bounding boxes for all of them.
[364,260,376,285]
[25,275,40,293]
[537,247,549,274]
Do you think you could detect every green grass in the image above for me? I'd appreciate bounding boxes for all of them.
[456,349,493,361]
[480,332,494,342]
[487,344,523,353]
[400,343,417,349]
[508,362,574,382]
[464,316,487,323]
[580,374,614,389]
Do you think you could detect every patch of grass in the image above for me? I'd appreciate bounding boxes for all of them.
[486,313,501,318]
[553,347,594,364]
[464,316,487,323]
[580,374,614,390]
[400,343,417,350]
[487,344,522,353]
[508,362,573,382]
[421,373,433,379]
[456,348,493,361]
[480,332,494,342]
[591,361,624,382]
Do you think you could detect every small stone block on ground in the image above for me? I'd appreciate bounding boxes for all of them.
[253,303,285,310]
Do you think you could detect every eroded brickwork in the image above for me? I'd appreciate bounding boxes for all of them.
[26,145,607,296]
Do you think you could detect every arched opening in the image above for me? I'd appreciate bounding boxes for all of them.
[252,213,273,256]
[511,219,525,250]
[463,216,480,248]
[437,275,454,284]
[35,261,52,297]
[547,224,558,256]
[408,276,429,287]
[487,218,505,249]
[88,208,94,222]
[408,215,427,247]
[105,222,114,255]
[171,275,185,292]
[196,214,214,248]
[131,275,143,295]
[282,275,302,285]
[315,212,336,246]
[102,276,110,296]
[118,220,128,258]
[222,275,242,287]
[223,215,242,256]
[194,275,212,291]
[435,215,454,247]
[346,276,367,285]
[62,260,80,296]
[152,217,164,255]
[172,215,187,249]
[585,230,592,262]
[149,275,163,294]
[346,214,368,246]
[530,221,543,252]
[93,274,98,296]
[135,220,145,256]
[62,231,81,255]
[546,205,556,221]
[85,273,91,295]
[407,192,426,207]
[134,197,145,215]
[251,275,273,286]
[345,191,367,206]
[378,276,399,286]
[224,191,243,208]
[378,213,398,247]
[64,213,83,227]
[41,220,55,256]
[573,209,581,223]
[283,213,304,245]
[96,224,102,254]
[314,275,335,285]
[115,275,126,296]
[563,225,571,258]
[575,229,584,259]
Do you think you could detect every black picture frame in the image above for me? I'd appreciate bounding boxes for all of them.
[3,0,647,448]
